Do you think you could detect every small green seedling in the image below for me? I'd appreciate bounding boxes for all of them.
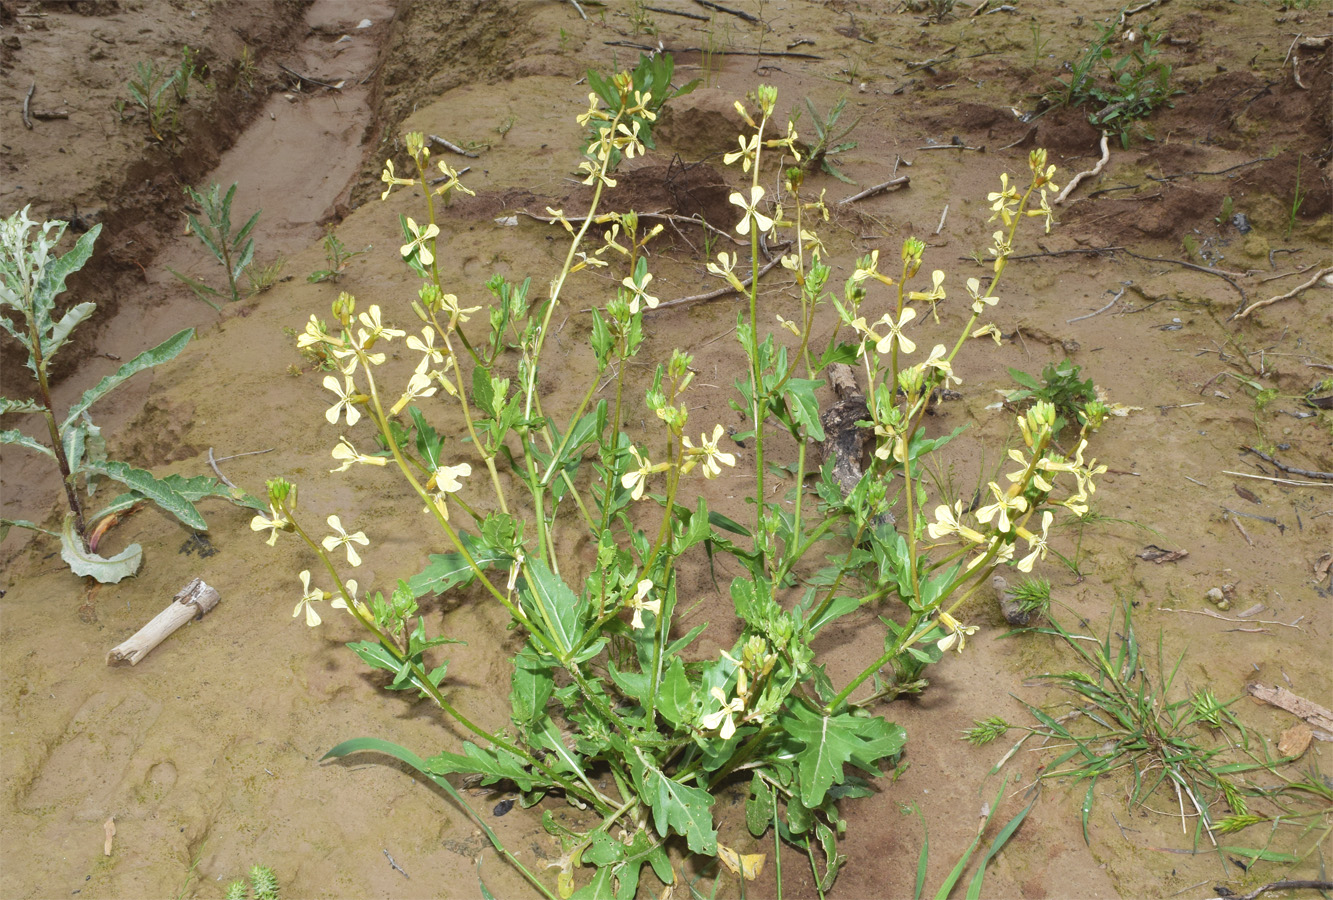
[1005,359,1100,433]
[795,96,860,184]
[170,182,261,309]
[125,60,179,142]
[224,865,280,900]
[0,207,259,582]
[308,230,371,284]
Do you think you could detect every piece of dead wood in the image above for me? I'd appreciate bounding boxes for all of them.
[107,578,220,666]
[992,575,1033,626]
[1315,552,1332,582]
[839,175,910,205]
[819,363,872,499]
[1245,683,1333,741]
[103,817,115,856]
[1138,544,1188,563]
[429,133,480,158]
[1235,265,1333,319]
[30,109,69,120]
[1053,133,1109,205]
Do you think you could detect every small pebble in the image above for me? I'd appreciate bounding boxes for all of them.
[492,798,514,817]
[357,18,373,28]
[1205,587,1231,611]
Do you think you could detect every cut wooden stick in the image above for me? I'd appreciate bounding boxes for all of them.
[1054,133,1109,204]
[838,175,909,205]
[1235,264,1333,319]
[107,578,220,666]
[429,134,480,158]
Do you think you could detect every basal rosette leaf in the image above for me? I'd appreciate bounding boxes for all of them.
[781,703,906,808]
[59,514,141,583]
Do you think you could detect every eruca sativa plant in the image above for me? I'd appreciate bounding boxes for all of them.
[257,65,1105,896]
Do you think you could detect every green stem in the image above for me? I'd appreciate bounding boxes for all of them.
[284,508,603,813]
[25,309,86,541]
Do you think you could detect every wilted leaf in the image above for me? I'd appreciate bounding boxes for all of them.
[59,515,142,583]
[717,844,765,881]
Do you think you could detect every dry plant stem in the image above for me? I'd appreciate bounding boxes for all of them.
[1235,265,1333,319]
[1054,133,1109,205]
[1221,883,1333,900]
[1225,470,1333,488]
[1159,607,1304,630]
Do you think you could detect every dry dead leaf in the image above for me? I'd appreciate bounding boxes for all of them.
[1233,484,1261,504]
[1138,545,1188,564]
[717,844,765,881]
[103,816,115,856]
[1314,553,1332,581]
[1278,723,1313,758]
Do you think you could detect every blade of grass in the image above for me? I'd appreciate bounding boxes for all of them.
[965,788,1039,900]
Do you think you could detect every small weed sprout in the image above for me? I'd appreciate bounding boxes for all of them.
[308,230,370,284]
[246,255,285,296]
[991,603,1333,864]
[125,60,179,142]
[223,865,280,900]
[962,716,1012,746]
[0,207,258,581]
[1044,23,1178,146]
[794,96,860,184]
[235,45,258,92]
[256,67,1105,896]
[1005,359,1100,433]
[1009,576,1052,616]
[1285,153,1307,238]
[169,182,261,309]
